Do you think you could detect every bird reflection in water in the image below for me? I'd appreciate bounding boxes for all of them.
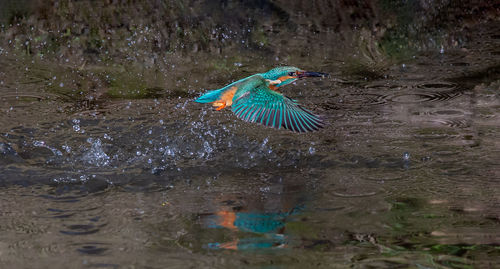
[202,204,303,250]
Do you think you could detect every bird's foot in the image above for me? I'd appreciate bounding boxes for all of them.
[213,102,226,110]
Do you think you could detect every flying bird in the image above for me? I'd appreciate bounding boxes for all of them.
[195,66,328,132]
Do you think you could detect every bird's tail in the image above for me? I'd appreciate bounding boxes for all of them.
[194,89,224,103]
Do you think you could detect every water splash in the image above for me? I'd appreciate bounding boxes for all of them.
[82,138,110,167]
[33,140,63,156]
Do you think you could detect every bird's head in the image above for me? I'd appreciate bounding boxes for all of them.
[262,66,328,88]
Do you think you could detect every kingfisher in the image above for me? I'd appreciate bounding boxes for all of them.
[195,66,328,133]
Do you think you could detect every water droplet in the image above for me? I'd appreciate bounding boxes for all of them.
[403,152,410,161]
[79,175,89,182]
[203,141,213,155]
[260,186,270,192]
[309,147,316,155]
[33,140,45,147]
[62,145,71,153]
[262,138,268,146]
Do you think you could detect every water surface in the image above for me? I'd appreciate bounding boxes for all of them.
[1,7,499,269]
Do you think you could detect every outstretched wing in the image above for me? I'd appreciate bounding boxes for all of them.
[231,82,324,132]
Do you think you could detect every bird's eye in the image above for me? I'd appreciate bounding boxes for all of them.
[288,72,296,76]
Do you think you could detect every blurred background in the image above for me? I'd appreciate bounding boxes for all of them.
[0,0,498,94]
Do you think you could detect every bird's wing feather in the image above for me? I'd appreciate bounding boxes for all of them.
[231,80,324,132]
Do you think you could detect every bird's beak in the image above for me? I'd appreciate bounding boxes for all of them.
[297,71,329,78]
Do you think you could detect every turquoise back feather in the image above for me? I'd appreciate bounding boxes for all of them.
[195,74,259,103]
[195,67,299,103]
